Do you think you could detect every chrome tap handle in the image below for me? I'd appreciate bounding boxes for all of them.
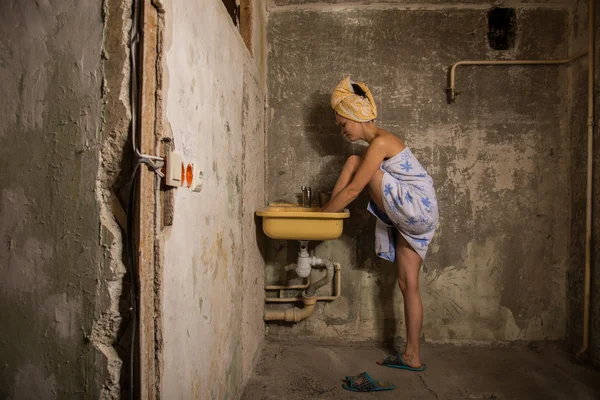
[301,186,312,208]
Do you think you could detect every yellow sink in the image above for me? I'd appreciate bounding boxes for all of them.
[256,203,350,241]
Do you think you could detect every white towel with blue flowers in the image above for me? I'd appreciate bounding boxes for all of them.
[367,147,439,262]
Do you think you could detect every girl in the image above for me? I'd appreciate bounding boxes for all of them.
[322,76,439,371]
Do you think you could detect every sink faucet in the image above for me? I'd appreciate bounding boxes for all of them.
[301,186,312,208]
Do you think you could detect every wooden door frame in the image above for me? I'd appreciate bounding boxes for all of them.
[136,0,163,397]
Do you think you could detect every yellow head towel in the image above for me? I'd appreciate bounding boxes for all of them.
[330,76,377,122]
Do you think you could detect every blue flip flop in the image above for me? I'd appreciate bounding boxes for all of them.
[378,353,427,371]
[342,371,396,392]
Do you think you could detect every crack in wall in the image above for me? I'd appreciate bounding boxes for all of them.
[95,0,135,397]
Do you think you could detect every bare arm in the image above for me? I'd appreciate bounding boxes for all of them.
[329,155,362,201]
[322,139,387,212]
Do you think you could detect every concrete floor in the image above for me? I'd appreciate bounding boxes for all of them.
[242,341,600,399]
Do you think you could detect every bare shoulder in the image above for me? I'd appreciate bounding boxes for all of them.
[372,130,406,158]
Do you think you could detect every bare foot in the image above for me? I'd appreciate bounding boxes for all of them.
[400,352,422,368]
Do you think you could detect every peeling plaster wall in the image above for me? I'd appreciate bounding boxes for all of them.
[161,0,266,398]
[0,0,130,397]
[265,2,571,343]
[568,0,600,365]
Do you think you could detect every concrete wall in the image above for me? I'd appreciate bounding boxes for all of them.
[161,0,267,398]
[568,0,600,365]
[592,0,600,368]
[265,2,571,343]
[268,0,571,5]
[0,0,130,397]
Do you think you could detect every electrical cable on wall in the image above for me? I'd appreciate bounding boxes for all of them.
[131,0,164,176]
[127,0,142,397]
[124,163,140,400]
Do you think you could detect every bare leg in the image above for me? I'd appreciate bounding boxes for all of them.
[396,234,424,368]
[366,169,384,211]
[330,155,361,200]
[369,171,423,367]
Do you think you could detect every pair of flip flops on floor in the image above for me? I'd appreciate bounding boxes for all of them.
[342,353,427,392]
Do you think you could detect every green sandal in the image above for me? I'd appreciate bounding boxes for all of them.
[377,353,427,371]
[342,371,396,392]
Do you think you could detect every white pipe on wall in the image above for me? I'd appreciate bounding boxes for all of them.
[447,50,587,103]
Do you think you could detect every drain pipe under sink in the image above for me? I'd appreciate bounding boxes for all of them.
[305,259,334,296]
[264,292,318,322]
[264,259,337,322]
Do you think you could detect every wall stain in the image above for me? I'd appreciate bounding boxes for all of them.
[202,231,229,283]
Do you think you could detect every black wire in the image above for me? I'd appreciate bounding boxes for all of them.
[125,162,140,400]
[128,0,142,398]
